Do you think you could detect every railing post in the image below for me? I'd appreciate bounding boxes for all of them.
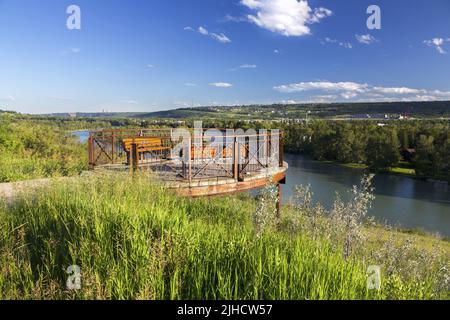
[131,141,138,173]
[279,132,284,168]
[111,134,115,164]
[188,136,192,183]
[233,136,239,181]
[88,135,94,170]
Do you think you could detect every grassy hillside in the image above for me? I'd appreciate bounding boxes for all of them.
[0,173,448,300]
[0,114,89,182]
[36,101,450,121]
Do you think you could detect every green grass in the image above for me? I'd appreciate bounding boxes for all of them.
[338,163,416,177]
[0,116,88,182]
[0,173,448,300]
[389,167,416,176]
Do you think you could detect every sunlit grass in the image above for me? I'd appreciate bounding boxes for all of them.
[0,172,447,300]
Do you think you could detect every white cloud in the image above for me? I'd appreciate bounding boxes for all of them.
[340,92,358,99]
[229,64,257,71]
[185,83,197,87]
[310,8,333,23]
[274,49,280,54]
[209,82,233,88]
[0,95,15,102]
[120,100,139,105]
[372,87,423,95]
[241,0,332,37]
[424,38,449,54]
[274,81,369,93]
[185,26,232,43]
[210,32,232,43]
[198,26,209,35]
[147,64,155,68]
[431,90,450,98]
[280,99,301,105]
[322,37,352,49]
[355,34,377,45]
[273,80,450,102]
[222,14,248,23]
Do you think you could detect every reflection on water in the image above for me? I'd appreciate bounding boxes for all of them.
[72,131,89,143]
[283,154,450,237]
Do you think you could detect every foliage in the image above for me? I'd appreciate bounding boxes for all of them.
[0,114,90,182]
[0,173,448,299]
[282,120,450,181]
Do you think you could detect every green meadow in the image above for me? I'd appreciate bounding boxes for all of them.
[0,173,448,300]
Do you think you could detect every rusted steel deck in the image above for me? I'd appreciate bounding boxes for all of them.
[87,128,288,206]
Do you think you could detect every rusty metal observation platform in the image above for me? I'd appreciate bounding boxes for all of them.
[88,128,288,202]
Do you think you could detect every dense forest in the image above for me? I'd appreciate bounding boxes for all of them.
[282,120,450,182]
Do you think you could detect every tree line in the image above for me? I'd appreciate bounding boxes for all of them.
[282,120,450,181]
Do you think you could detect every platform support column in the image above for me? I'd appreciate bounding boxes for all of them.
[279,132,284,168]
[276,183,282,220]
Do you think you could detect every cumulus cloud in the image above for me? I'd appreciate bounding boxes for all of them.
[241,0,332,37]
[355,34,377,45]
[185,26,231,43]
[372,87,423,95]
[274,81,369,93]
[273,80,450,102]
[209,82,233,88]
[424,38,449,54]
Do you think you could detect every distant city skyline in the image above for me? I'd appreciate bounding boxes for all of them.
[1,0,450,114]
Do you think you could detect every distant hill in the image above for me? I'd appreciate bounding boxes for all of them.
[135,101,450,120]
[42,101,450,120]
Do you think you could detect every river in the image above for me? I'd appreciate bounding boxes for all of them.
[283,154,450,237]
[73,131,450,237]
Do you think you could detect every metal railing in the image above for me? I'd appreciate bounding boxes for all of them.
[88,128,284,182]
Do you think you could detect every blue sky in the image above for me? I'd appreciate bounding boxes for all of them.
[1,0,450,114]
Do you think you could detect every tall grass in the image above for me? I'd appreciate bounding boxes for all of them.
[0,172,447,299]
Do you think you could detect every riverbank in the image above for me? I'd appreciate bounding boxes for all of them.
[299,155,449,183]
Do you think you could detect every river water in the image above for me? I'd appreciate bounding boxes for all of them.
[73,131,450,236]
[283,154,450,237]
